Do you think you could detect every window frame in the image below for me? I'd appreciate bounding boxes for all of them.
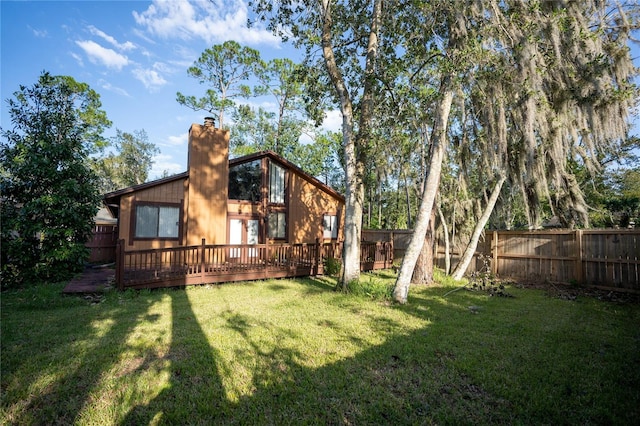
[228,159,262,203]
[131,201,183,243]
[323,213,339,240]
[267,211,287,240]
[268,161,286,205]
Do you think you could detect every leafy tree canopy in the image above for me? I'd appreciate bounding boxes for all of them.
[1,71,110,287]
[96,129,160,193]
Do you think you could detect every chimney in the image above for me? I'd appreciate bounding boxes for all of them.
[204,116,215,127]
[185,120,229,245]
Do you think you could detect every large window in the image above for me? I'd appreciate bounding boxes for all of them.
[268,212,286,239]
[269,162,285,204]
[229,160,261,202]
[135,204,180,239]
[323,214,338,239]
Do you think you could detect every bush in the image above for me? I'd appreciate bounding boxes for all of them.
[323,257,342,276]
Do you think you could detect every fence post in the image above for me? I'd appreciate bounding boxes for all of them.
[575,230,584,284]
[491,231,499,275]
[201,238,206,284]
[116,239,125,291]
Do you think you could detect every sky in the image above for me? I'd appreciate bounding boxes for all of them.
[0,0,341,179]
[1,1,639,181]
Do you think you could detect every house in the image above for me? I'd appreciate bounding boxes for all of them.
[103,118,345,253]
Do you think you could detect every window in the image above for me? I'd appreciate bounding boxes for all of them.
[135,204,180,238]
[323,214,338,239]
[269,162,285,204]
[229,160,261,202]
[268,212,286,239]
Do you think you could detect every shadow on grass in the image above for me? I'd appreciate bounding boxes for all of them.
[3,280,640,424]
[0,286,157,424]
[122,289,228,424]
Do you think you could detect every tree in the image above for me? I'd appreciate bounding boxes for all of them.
[1,72,110,287]
[230,58,311,160]
[176,40,261,128]
[253,0,386,289]
[96,129,160,192]
[393,0,638,301]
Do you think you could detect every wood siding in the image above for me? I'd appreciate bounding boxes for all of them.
[288,171,344,244]
[185,124,229,246]
[119,179,186,251]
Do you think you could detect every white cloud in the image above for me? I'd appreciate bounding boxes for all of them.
[132,68,168,91]
[133,0,279,47]
[70,52,84,67]
[165,133,187,146]
[87,25,136,51]
[75,40,129,70]
[322,110,343,133]
[149,153,185,179]
[28,25,48,38]
[99,80,131,97]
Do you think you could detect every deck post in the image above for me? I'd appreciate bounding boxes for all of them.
[201,238,206,284]
[315,238,323,276]
[116,239,125,290]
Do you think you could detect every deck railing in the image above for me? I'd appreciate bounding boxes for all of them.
[115,239,393,290]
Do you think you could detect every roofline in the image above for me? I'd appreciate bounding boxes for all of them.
[102,150,345,205]
[103,171,188,202]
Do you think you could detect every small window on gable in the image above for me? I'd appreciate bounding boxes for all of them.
[323,214,338,239]
[135,204,180,239]
[268,212,286,239]
[269,162,285,204]
[229,160,261,202]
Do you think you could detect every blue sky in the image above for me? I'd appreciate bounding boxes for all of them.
[0,0,335,179]
[2,1,638,181]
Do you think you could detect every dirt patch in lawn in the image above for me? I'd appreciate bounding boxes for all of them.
[513,280,640,304]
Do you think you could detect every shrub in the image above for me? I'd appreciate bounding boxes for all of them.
[323,256,342,276]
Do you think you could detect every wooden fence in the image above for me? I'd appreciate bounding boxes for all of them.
[86,225,118,263]
[364,228,640,293]
[115,239,393,290]
[482,230,639,292]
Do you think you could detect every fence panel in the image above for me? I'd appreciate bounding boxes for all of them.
[366,228,640,292]
[86,225,117,263]
[491,230,639,292]
[581,230,639,291]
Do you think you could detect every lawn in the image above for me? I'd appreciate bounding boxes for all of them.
[2,272,639,425]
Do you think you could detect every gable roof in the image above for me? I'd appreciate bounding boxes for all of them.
[103,150,344,217]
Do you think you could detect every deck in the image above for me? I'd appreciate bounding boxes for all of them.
[115,240,393,290]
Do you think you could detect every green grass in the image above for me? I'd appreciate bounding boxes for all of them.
[2,272,640,425]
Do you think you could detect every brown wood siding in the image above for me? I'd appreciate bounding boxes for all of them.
[228,201,261,216]
[118,179,186,251]
[185,124,229,246]
[288,172,344,244]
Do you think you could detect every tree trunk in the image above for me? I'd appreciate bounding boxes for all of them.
[393,78,454,303]
[436,199,451,275]
[452,175,506,280]
[318,0,383,289]
[411,205,436,284]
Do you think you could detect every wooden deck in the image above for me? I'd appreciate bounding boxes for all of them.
[115,239,393,290]
[63,266,115,294]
